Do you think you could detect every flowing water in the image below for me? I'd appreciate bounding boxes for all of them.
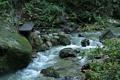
[0,31,103,80]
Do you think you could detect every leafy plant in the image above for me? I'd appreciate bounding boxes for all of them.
[84,38,120,80]
[23,0,65,27]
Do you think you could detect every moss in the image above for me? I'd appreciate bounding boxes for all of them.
[12,32,32,52]
[59,35,70,45]
[41,67,60,78]
[0,27,32,74]
[30,32,43,51]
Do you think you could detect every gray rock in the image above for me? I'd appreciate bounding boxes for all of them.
[53,33,58,36]
[74,48,81,53]
[59,32,70,45]
[64,76,84,80]
[63,27,72,33]
[81,39,90,47]
[54,36,60,39]
[81,63,90,70]
[42,43,49,50]
[99,28,116,42]
[29,32,42,51]
[51,38,59,46]
[34,30,40,35]
[78,34,84,37]
[46,41,52,48]
[42,35,50,41]
[41,67,60,78]
[48,34,53,38]
[58,32,65,36]
[59,48,76,58]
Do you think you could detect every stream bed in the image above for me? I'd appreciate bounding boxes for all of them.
[0,31,103,80]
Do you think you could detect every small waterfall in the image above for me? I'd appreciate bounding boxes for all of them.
[1,32,103,80]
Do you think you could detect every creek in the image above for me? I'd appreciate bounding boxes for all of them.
[0,31,103,80]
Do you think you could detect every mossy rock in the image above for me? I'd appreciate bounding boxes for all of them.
[59,48,76,59]
[30,32,43,51]
[41,67,60,78]
[0,27,32,75]
[58,33,70,45]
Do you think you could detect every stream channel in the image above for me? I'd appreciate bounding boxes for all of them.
[0,31,104,80]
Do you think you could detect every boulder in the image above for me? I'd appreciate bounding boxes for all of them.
[81,63,90,70]
[53,33,58,36]
[99,28,116,42]
[41,67,60,78]
[59,48,76,58]
[48,34,53,38]
[46,41,52,48]
[30,32,43,51]
[58,32,70,45]
[81,39,90,47]
[51,38,59,46]
[54,36,59,39]
[41,43,49,51]
[42,35,50,41]
[74,48,81,53]
[78,34,84,37]
[0,27,32,75]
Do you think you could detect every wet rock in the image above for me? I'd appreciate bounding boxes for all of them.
[48,34,53,38]
[81,63,90,70]
[42,43,49,50]
[46,41,52,48]
[53,33,58,36]
[59,32,70,45]
[34,30,40,35]
[78,34,84,37]
[0,27,32,75]
[99,28,116,42]
[54,36,60,39]
[81,39,90,47]
[51,38,59,46]
[63,27,72,33]
[41,67,60,78]
[53,58,86,80]
[74,48,81,53]
[32,52,38,58]
[30,32,42,51]
[59,48,76,58]
[42,35,50,41]
[95,56,102,59]
[59,32,65,36]
[64,76,84,80]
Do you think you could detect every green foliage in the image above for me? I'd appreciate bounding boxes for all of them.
[85,38,120,80]
[0,0,9,15]
[48,0,120,24]
[112,0,120,19]
[0,0,120,30]
[23,0,65,27]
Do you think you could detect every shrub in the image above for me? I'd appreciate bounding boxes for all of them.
[85,38,120,80]
[23,0,65,27]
